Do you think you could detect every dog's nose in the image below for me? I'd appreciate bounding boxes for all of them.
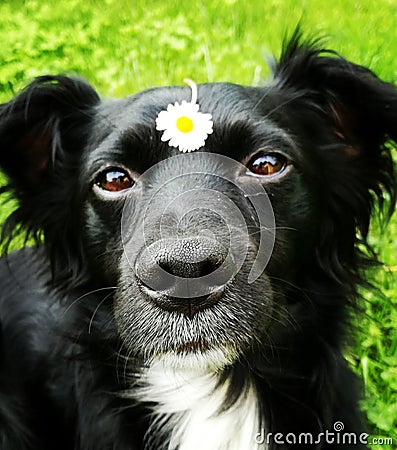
[135,237,235,316]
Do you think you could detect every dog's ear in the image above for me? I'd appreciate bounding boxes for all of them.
[0,76,100,288]
[275,32,397,156]
[274,31,397,287]
[0,75,99,192]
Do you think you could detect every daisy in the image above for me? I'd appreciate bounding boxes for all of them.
[155,78,213,153]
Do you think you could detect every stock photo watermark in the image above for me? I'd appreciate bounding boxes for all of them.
[254,421,393,446]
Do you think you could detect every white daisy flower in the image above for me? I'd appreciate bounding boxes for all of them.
[155,78,213,153]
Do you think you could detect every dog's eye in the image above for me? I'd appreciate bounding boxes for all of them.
[247,153,287,177]
[95,168,134,192]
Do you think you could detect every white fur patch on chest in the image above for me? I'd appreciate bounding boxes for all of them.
[136,361,263,450]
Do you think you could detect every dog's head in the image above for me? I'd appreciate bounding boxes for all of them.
[1,32,396,371]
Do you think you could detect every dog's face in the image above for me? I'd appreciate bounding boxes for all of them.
[0,36,396,372]
[83,83,317,370]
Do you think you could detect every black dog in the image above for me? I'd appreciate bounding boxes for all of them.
[0,31,396,449]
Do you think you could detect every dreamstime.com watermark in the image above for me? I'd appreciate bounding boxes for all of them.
[254,421,393,446]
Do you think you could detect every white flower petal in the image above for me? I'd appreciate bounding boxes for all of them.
[155,98,213,152]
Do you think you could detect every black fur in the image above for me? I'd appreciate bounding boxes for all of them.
[0,31,396,449]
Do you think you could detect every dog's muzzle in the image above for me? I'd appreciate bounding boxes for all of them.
[120,153,274,320]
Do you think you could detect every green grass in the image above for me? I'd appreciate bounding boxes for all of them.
[0,0,396,447]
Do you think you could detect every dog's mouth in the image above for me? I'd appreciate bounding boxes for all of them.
[139,282,225,318]
[175,339,211,354]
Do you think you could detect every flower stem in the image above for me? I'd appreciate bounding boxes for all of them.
[183,78,198,104]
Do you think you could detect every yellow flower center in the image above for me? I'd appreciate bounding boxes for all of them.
[176,116,194,133]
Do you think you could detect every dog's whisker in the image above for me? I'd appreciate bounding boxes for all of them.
[87,292,114,334]
[247,225,298,237]
[253,89,307,117]
[251,86,273,113]
[62,286,116,316]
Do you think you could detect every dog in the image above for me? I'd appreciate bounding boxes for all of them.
[0,30,396,450]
